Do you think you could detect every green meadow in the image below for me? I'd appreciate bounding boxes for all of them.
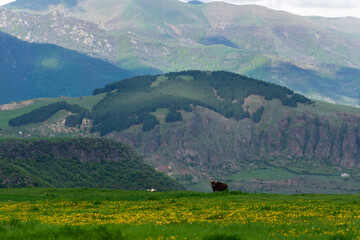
[0,188,359,239]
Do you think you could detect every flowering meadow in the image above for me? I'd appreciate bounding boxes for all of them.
[0,188,359,239]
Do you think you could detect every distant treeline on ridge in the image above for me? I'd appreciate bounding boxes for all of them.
[9,101,90,127]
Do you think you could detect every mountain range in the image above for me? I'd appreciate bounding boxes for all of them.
[1,0,360,106]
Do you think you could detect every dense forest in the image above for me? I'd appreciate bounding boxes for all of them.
[0,138,184,190]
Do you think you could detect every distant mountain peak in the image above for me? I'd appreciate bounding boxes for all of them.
[187,1,204,4]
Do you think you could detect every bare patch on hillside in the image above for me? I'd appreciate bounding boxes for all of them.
[42,117,92,136]
[0,100,35,111]
[242,95,266,114]
[212,88,224,101]
[23,111,93,137]
[151,76,168,87]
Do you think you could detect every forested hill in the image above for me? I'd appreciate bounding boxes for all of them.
[6,71,360,193]
[0,138,184,191]
[7,71,312,136]
[91,70,312,135]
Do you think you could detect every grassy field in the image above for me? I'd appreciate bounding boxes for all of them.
[0,188,359,239]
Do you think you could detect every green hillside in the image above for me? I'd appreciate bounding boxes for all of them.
[0,138,184,190]
[91,70,311,135]
[0,31,135,104]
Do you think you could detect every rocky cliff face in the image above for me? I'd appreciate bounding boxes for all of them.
[277,113,360,168]
[107,102,360,192]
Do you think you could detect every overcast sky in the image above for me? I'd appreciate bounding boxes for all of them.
[182,0,360,18]
[1,0,360,18]
[0,0,15,6]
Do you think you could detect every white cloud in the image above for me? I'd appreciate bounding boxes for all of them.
[2,0,360,18]
[0,0,16,7]
[270,0,360,8]
[181,0,360,18]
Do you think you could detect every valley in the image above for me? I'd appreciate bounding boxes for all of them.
[1,1,360,239]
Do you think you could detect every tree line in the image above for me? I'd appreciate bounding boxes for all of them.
[9,101,90,127]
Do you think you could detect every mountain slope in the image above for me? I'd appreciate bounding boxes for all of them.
[4,0,208,31]
[0,31,135,104]
[2,0,360,106]
[2,71,360,193]
[0,138,184,190]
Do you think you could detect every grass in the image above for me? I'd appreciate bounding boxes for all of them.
[302,100,360,116]
[0,188,360,239]
[184,180,214,192]
[227,168,296,181]
[62,94,107,111]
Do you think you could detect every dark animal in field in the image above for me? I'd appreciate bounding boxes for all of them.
[210,181,228,192]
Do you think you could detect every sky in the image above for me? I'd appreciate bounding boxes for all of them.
[182,0,360,18]
[0,0,360,18]
[0,0,15,6]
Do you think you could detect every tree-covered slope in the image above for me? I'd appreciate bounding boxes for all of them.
[0,138,184,190]
[0,31,135,104]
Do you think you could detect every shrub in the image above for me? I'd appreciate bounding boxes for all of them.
[251,106,264,123]
[165,110,182,122]
[142,114,159,132]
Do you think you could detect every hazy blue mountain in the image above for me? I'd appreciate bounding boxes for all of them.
[188,1,204,4]
[0,31,135,104]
